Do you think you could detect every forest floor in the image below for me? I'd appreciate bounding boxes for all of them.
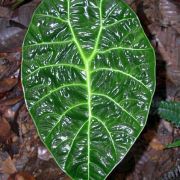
[0,0,179,179]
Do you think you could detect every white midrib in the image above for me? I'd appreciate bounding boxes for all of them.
[67,0,103,178]
[67,0,103,179]
[86,61,92,180]
[67,1,102,179]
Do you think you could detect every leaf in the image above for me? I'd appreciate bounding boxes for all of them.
[0,78,18,93]
[8,172,35,180]
[0,117,11,143]
[0,157,16,175]
[159,101,180,128]
[21,0,156,179]
[166,140,180,149]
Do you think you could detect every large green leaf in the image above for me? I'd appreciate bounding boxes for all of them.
[22,0,156,179]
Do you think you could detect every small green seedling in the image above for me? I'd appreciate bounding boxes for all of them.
[159,101,180,149]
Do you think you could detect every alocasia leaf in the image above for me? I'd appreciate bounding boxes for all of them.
[22,0,156,179]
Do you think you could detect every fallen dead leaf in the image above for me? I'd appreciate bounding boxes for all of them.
[0,53,20,79]
[0,78,18,93]
[143,130,165,150]
[8,172,35,180]
[149,139,165,151]
[0,117,11,142]
[0,96,23,106]
[143,130,156,142]
[0,157,16,175]
[0,0,16,7]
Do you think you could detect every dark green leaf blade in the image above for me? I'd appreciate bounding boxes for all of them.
[22,0,156,179]
[159,101,180,128]
[166,140,180,149]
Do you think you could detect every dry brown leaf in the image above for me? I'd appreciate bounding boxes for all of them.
[149,139,165,151]
[0,78,18,93]
[8,172,35,180]
[0,117,11,142]
[0,157,16,175]
[0,96,23,106]
[143,130,156,142]
[143,130,165,150]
